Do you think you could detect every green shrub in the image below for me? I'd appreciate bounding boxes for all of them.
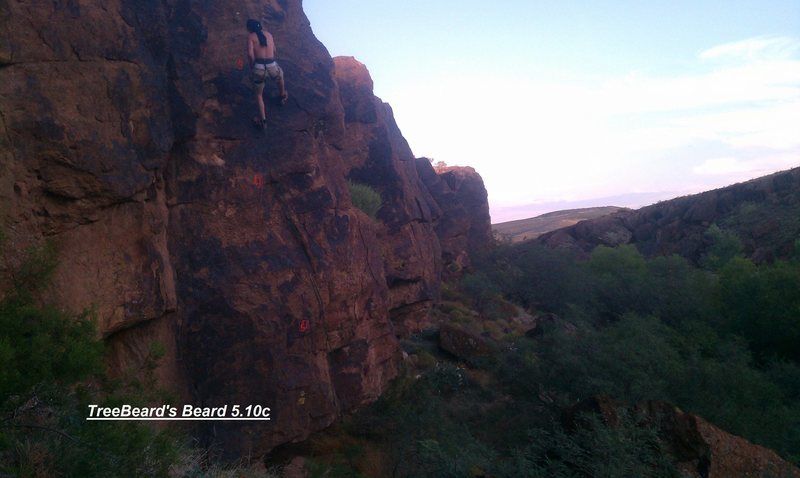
[495,411,678,478]
[482,242,718,325]
[440,281,468,303]
[462,272,516,320]
[418,351,438,369]
[348,180,382,219]
[0,240,101,399]
[9,239,58,301]
[495,313,800,463]
[0,300,103,400]
[0,239,183,477]
[702,224,744,271]
[719,257,800,362]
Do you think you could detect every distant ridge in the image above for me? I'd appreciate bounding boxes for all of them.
[537,167,800,263]
[493,206,628,243]
[491,191,684,224]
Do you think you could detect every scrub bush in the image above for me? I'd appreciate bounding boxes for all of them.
[348,181,382,219]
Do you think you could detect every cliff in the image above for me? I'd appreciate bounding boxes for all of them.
[416,162,493,276]
[0,0,490,457]
[538,168,800,262]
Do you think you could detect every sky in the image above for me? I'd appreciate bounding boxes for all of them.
[303,1,800,223]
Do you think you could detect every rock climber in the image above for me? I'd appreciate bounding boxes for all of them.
[246,19,288,130]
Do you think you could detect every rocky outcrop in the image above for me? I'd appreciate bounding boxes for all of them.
[417,161,493,276]
[538,168,800,263]
[0,0,490,458]
[524,313,577,338]
[438,323,495,361]
[333,56,443,336]
[571,396,800,478]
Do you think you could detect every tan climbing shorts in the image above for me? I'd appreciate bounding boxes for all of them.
[251,61,284,94]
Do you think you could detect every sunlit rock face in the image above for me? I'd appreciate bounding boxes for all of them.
[332,56,444,337]
[417,161,493,277]
[0,0,491,456]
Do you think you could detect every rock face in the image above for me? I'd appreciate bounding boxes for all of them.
[333,56,444,336]
[0,0,490,457]
[538,168,800,263]
[417,161,493,276]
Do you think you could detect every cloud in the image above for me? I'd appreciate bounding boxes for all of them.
[693,157,753,176]
[700,36,800,62]
[593,37,800,152]
[673,100,800,150]
[598,55,800,115]
[692,154,799,179]
[391,36,800,213]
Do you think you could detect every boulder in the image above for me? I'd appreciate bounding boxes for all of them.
[439,323,495,361]
[525,313,577,338]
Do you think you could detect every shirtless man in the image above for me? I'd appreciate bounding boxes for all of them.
[247,19,288,129]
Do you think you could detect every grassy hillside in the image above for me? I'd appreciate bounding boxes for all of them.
[493,206,628,243]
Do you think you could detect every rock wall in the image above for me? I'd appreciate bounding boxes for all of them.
[417,162,493,276]
[0,0,491,457]
[332,56,443,336]
[538,168,800,263]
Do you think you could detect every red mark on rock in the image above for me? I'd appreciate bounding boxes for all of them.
[299,320,310,333]
[237,57,245,70]
[253,174,264,188]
